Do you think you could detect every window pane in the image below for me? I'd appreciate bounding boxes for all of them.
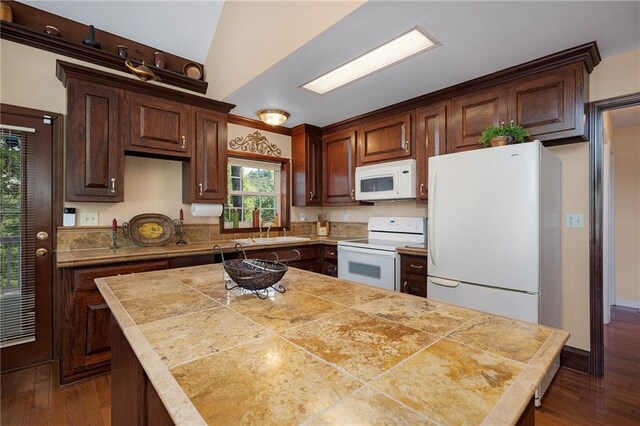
[259,196,276,209]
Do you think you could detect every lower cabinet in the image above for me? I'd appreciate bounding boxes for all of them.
[400,254,428,298]
[321,246,338,277]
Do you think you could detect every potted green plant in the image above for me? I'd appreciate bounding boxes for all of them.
[479,121,529,147]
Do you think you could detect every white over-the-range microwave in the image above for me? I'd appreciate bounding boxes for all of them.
[355,159,417,201]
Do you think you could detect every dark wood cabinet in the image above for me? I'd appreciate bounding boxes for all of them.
[65,79,123,202]
[450,87,509,154]
[62,260,170,384]
[182,108,227,203]
[125,92,192,158]
[415,102,448,203]
[357,112,413,165]
[292,124,323,206]
[321,245,338,277]
[322,128,358,205]
[400,254,427,298]
[509,64,583,141]
[449,64,586,154]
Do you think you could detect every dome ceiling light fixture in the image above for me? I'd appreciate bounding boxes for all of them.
[257,109,290,126]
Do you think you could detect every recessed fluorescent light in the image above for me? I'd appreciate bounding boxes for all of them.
[301,27,438,95]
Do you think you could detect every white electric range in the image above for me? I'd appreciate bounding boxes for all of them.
[337,217,427,291]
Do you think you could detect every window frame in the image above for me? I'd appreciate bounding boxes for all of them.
[219,152,290,234]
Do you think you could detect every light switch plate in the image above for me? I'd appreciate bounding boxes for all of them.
[342,211,349,221]
[565,213,584,228]
[299,212,306,222]
[80,212,99,226]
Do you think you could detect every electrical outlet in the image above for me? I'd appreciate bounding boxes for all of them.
[342,211,349,221]
[300,212,306,222]
[565,213,584,228]
[80,212,99,226]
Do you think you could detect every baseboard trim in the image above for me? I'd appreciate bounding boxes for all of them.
[560,345,590,374]
[615,299,640,309]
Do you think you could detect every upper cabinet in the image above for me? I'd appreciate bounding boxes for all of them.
[291,125,323,207]
[415,102,448,203]
[323,128,358,205]
[57,61,234,203]
[125,92,192,159]
[182,109,227,203]
[357,112,413,165]
[449,64,586,154]
[65,79,123,202]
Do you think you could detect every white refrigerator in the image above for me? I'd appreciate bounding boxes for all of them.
[427,141,561,406]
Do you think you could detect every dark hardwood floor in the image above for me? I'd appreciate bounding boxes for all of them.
[2,306,638,425]
[536,306,640,425]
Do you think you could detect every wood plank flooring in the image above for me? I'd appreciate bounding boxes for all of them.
[1,306,638,425]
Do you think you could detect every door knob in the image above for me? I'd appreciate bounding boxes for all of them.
[36,231,49,240]
[35,248,48,257]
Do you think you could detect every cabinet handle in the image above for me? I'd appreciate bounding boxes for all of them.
[198,183,203,196]
[327,251,335,256]
[410,264,424,269]
[403,281,408,292]
[309,191,314,201]
[420,183,425,196]
[332,267,338,276]
[181,136,186,149]
[351,189,355,200]
[110,178,116,193]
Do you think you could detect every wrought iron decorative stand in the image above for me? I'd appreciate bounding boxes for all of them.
[110,229,118,249]
[173,219,187,245]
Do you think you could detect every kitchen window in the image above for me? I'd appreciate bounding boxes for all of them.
[221,155,290,232]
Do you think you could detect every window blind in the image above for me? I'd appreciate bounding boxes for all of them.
[0,124,36,348]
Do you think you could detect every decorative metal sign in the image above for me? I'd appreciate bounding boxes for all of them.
[228,131,282,157]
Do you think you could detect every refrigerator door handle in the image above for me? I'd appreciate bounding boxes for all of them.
[428,167,437,266]
[430,277,460,288]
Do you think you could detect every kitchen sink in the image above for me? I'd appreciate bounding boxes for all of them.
[231,236,311,245]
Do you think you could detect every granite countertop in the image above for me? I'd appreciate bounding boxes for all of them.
[97,265,568,425]
[56,236,355,268]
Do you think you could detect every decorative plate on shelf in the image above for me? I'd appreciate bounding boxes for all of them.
[127,213,175,246]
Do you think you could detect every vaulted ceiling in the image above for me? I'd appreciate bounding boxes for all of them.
[23,1,640,127]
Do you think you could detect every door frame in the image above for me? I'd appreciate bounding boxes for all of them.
[1,104,63,370]
[589,92,640,376]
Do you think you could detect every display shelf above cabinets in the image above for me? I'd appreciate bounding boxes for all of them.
[291,124,323,207]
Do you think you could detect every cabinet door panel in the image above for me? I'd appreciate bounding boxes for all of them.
[415,102,448,203]
[450,88,508,153]
[323,129,357,205]
[358,112,412,165]
[510,67,577,138]
[84,302,111,357]
[291,126,322,206]
[127,93,191,158]
[66,80,123,202]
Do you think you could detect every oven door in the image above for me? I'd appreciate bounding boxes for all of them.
[337,245,398,291]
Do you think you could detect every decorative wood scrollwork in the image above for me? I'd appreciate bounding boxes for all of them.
[228,131,282,157]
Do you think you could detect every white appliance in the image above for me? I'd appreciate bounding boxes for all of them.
[338,217,426,291]
[427,141,561,406]
[355,159,416,201]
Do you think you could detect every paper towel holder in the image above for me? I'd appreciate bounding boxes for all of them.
[190,203,223,217]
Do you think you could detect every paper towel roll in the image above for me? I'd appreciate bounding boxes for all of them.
[190,203,223,217]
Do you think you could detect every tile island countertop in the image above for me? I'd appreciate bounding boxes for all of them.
[97,265,568,425]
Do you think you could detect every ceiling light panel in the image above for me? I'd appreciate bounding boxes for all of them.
[302,27,438,95]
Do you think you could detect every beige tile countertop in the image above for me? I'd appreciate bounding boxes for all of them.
[97,265,568,425]
[56,236,356,268]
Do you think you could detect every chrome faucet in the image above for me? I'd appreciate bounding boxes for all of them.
[260,217,273,238]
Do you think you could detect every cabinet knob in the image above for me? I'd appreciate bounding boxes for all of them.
[35,248,48,258]
[351,189,355,200]
[181,136,186,149]
[420,183,425,196]
[198,183,203,196]
[110,178,116,193]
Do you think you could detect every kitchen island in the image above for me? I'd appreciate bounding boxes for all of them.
[96,264,568,425]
